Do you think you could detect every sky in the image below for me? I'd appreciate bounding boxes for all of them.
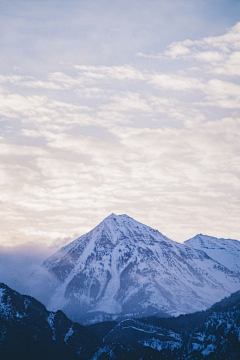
[0,0,240,252]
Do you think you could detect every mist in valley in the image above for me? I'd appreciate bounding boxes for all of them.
[0,244,60,307]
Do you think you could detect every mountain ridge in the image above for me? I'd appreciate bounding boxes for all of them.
[1,282,240,359]
[0,282,100,360]
[185,233,240,273]
[42,214,240,324]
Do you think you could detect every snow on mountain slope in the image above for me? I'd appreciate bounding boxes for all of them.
[103,318,182,350]
[43,214,240,324]
[97,290,240,359]
[184,234,240,273]
[0,283,100,360]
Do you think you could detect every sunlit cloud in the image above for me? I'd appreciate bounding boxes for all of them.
[202,79,240,108]
[139,22,240,78]
[149,73,204,91]
[0,6,239,249]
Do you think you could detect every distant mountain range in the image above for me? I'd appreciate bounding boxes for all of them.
[1,282,240,359]
[43,214,240,324]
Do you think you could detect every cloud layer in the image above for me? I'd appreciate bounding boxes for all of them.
[0,3,240,247]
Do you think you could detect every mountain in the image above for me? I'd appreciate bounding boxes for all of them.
[43,214,240,324]
[185,234,240,273]
[0,283,100,360]
[1,282,240,360]
[90,289,240,359]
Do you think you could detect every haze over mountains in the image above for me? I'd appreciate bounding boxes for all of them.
[43,214,240,324]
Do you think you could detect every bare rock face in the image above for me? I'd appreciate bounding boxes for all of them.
[43,214,240,324]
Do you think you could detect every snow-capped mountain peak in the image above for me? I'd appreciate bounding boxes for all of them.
[184,234,240,273]
[43,214,240,324]
[89,213,167,246]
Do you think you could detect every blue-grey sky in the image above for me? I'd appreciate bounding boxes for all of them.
[0,0,240,247]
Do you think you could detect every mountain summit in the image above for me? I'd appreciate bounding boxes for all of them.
[185,233,240,272]
[43,214,240,324]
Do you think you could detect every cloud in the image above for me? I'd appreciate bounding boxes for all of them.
[139,22,240,77]
[49,65,146,89]
[0,18,240,248]
[192,51,225,63]
[99,92,152,112]
[0,74,64,89]
[164,43,191,58]
[0,244,61,306]
[193,22,240,51]
[74,64,146,81]
[0,92,92,127]
[212,51,240,76]
[75,87,104,99]
[21,80,63,90]
[149,73,203,91]
[0,142,47,156]
[166,22,240,57]
[202,79,240,108]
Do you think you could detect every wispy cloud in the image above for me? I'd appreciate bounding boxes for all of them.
[149,73,204,91]
[0,6,239,249]
[139,22,240,78]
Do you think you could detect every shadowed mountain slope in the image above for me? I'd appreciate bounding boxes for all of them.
[0,283,100,360]
[1,282,240,359]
